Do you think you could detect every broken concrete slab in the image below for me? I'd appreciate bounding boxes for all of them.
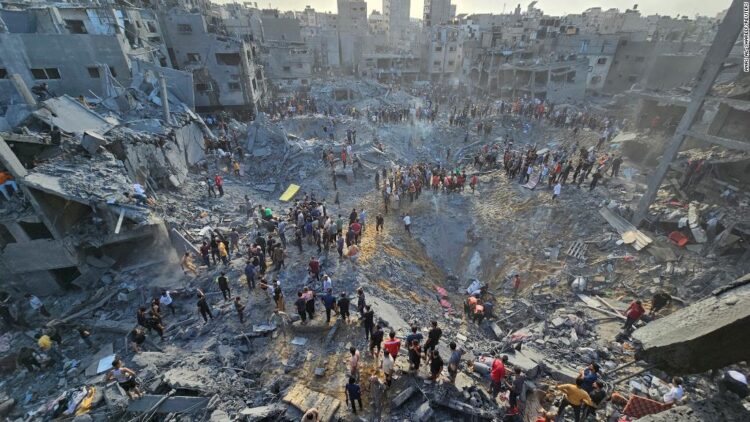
[82,131,109,155]
[238,404,285,421]
[391,385,416,408]
[1,239,76,274]
[633,274,750,374]
[33,95,116,134]
[126,395,209,413]
[291,337,308,346]
[283,383,341,422]
[414,401,434,421]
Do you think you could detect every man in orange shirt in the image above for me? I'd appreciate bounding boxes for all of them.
[0,171,18,200]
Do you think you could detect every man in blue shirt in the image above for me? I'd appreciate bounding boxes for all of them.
[244,261,256,290]
[320,289,336,323]
[345,376,362,414]
[405,326,423,346]
[580,363,600,393]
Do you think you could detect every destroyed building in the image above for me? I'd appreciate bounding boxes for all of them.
[0,3,169,104]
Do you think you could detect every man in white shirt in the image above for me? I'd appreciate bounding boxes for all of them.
[553,182,562,200]
[322,274,333,292]
[663,377,684,404]
[159,290,176,315]
[403,214,411,236]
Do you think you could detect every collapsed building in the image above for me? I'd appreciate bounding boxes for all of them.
[0,66,207,294]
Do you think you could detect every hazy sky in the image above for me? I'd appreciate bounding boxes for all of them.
[236,0,728,19]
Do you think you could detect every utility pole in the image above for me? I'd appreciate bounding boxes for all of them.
[631,0,744,226]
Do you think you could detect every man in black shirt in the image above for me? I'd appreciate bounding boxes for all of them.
[429,350,444,381]
[197,292,213,323]
[582,381,607,420]
[423,321,442,363]
[369,323,384,357]
[218,272,231,300]
[338,293,350,321]
[362,305,375,340]
[295,292,307,324]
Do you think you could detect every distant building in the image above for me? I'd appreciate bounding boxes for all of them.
[422,25,463,84]
[602,37,705,94]
[423,0,454,28]
[383,0,410,42]
[259,13,313,88]
[337,0,368,68]
[544,34,620,93]
[159,9,265,113]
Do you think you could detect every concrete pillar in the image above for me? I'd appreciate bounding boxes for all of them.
[9,74,37,107]
[159,72,172,125]
[631,0,744,226]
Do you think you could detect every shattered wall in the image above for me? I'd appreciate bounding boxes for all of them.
[0,33,133,103]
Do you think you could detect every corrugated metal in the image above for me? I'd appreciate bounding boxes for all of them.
[599,207,653,251]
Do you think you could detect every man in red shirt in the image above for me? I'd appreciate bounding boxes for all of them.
[624,300,645,330]
[308,257,320,281]
[513,274,521,296]
[490,354,509,397]
[350,220,362,244]
[383,331,401,362]
[214,174,224,197]
[470,175,478,193]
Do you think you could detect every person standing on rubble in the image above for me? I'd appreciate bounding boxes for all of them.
[229,228,240,258]
[303,287,316,320]
[447,342,464,383]
[214,174,224,197]
[623,300,646,330]
[295,292,307,325]
[383,331,401,363]
[234,297,245,323]
[369,322,384,358]
[217,271,231,300]
[403,213,411,236]
[382,351,395,387]
[345,376,363,414]
[196,291,213,323]
[205,176,216,198]
[589,170,602,192]
[429,350,444,381]
[159,290,176,315]
[349,346,361,379]
[308,256,321,281]
[321,289,336,323]
[579,363,600,393]
[338,292,350,322]
[555,378,593,422]
[490,354,509,397]
[244,260,256,290]
[509,367,526,410]
[423,321,442,363]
